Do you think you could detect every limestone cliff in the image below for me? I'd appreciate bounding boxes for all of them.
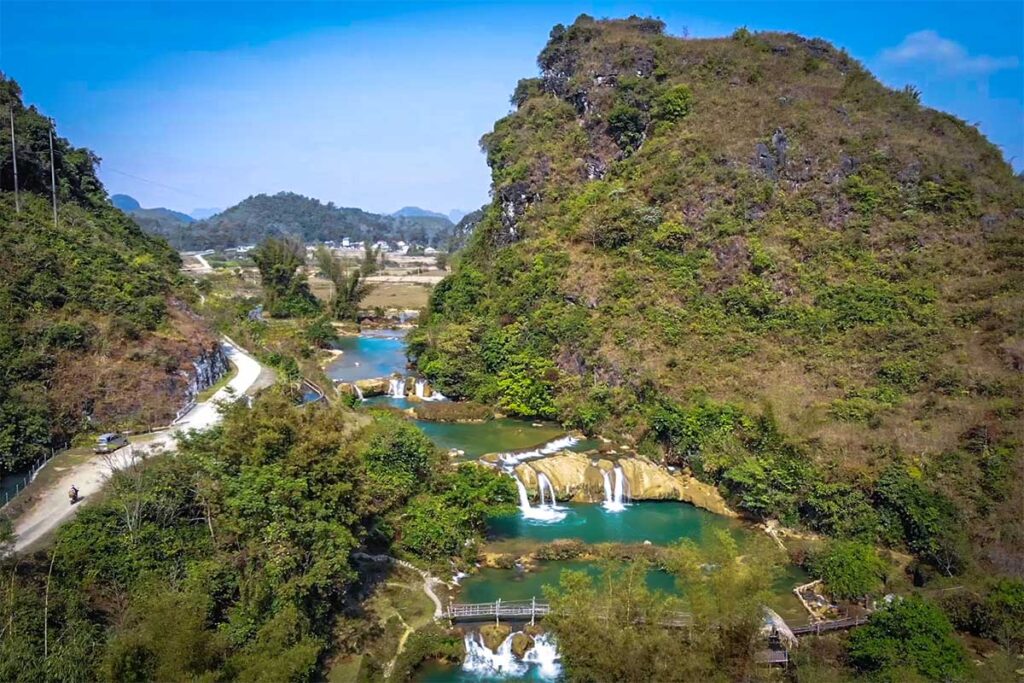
[513,451,737,517]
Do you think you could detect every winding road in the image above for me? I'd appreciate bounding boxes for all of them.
[9,337,264,554]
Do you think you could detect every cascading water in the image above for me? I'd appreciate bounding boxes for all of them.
[413,378,448,402]
[388,377,406,398]
[537,472,557,507]
[353,384,365,401]
[514,474,566,522]
[462,632,561,680]
[601,468,624,512]
[523,633,562,679]
[498,435,580,466]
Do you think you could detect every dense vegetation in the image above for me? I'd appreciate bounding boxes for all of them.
[544,533,785,681]
[0,392,516,681]
[0,76,215,475]
[411,17,1023,582]
[141,191,455,251]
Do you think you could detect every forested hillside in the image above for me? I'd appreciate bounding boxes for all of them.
[412,18,1024,576]
[0,76,219,475]
[144,191,454,250]
[0,392,515,680]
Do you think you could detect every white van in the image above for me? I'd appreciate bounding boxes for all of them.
[94,433,128,453]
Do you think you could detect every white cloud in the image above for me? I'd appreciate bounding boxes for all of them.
[880,30,1019,75]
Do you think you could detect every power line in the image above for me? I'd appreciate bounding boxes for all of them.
[102,167,209,201]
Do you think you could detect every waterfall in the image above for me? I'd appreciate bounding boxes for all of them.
[414,378,448,402]
[524,633,562,680]
[462,632,561,680]
[462,633,526,677]
[602,466,627,512]
[388,377,406,398]
[353,384,365,401]
[513,474,566,523]
[537,472,557,506]
[618,464,631,504]
[497,435,580,466]
[515,475,532,510]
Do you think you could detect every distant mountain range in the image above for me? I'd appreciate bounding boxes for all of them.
[393,206,469,224]
[190,207,223,220]
[127,191,458,251]
[111,194,195,226]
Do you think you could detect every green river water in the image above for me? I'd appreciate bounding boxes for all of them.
[339,331,807,681]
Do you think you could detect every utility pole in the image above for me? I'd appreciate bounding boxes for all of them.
[8,106,18,213]
[48,118,58,227]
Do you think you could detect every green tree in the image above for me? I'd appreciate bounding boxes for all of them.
[808,541,887,601]
[252,237,319,317]
[847,596,967,681]
[315,245,374,321]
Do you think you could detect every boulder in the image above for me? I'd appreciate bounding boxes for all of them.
[479,623,512,653]
[511,632,535,658]
[354,377,388,396]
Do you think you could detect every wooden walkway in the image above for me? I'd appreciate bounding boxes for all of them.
[791,615,869,635]
[448,599,868,637]
[447,600,691,627]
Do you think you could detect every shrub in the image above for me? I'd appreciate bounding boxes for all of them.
[808,541,887,601]
[652,85,693,123]
[847,596,967,681]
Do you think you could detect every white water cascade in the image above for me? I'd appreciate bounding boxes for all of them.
[498,435,581,466]
[353,384,365,401]
[615,465,630,504]
[514,475,566,522]
[413,378,448,402]
[537,472,558,507]
[388,377,406,398]
[523,633,562,679]
[601,466,628,512]
[462,632,561,680]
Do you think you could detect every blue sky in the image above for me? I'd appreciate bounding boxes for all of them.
[2,1,1021,215]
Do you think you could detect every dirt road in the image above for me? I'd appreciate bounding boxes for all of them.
[9,337,263,553]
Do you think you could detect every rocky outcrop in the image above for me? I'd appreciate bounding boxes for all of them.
[513,451,737,517]
[184,343,230,402]
[480,623,512,653]
[511,632,535,658]
[352,378,389,396]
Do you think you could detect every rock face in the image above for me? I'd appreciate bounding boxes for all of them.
[511,632,535,658]
[352,378,389,396]
[480,623,512,653]
[513,451,737,517]
[185,343,230,402]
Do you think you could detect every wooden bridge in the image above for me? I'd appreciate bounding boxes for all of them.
[447,599,868,637]
[448,599,550,622]
[447,599,692,628]
[791,615,869,635]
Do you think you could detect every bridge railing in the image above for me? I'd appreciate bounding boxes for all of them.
[447,600,551,621]
[791,615,869,636]
[447,600,692,627]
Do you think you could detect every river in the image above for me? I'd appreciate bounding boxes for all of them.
[326,330,808,681]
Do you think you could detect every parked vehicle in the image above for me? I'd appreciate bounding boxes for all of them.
[94,432,128,453]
